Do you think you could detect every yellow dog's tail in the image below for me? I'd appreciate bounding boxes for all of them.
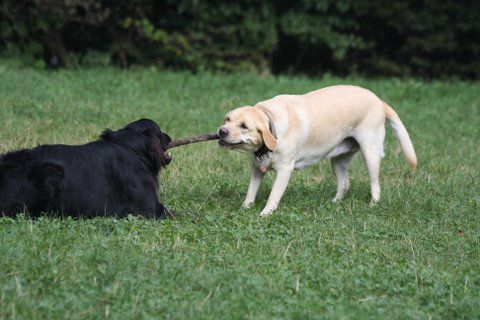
[383,102,417,169]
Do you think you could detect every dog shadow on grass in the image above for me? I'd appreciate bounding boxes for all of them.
[189,177,373,216]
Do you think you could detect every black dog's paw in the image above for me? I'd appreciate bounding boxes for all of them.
[153,206,178,220]
[161,207,178,219]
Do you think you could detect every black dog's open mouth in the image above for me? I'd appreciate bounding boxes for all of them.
[218,139,243,148]
[161,151,172,168]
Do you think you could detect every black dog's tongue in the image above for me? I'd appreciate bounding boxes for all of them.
[166,133,219,149]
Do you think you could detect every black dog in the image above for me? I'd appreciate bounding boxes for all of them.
[0,119,174,219]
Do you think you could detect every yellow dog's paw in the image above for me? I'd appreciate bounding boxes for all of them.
[242,201,253,209]
[259,209,274,217]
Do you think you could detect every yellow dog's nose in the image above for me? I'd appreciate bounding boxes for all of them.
[218,127,229,138]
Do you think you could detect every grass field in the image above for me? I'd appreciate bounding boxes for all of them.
[0,62,479,319]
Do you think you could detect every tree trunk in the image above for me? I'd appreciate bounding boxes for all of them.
[40,30,72,69]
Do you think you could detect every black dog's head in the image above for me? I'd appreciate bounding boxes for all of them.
[0,158,64,216]
[101,119,172,173]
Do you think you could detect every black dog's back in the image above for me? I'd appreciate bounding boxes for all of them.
[0,119,173,218]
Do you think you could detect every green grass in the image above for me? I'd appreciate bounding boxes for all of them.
[0,63,479,319]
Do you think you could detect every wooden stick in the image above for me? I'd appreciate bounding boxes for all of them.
[166,133,219,149]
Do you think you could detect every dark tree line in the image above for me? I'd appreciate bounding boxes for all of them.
[1,0,479,78]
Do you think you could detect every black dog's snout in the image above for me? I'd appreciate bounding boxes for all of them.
[218,127,229,138]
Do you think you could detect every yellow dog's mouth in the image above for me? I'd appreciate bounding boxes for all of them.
[218,139,244,148]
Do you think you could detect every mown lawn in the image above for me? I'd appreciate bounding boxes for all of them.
[0,63,479,319]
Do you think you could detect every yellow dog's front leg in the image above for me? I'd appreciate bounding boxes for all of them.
[259,163,294,216]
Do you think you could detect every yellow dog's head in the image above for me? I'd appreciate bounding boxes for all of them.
[217,106,277,153]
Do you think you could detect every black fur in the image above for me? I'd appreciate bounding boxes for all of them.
[0,119,174,219]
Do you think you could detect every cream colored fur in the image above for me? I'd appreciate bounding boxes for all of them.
[218,85,417,216]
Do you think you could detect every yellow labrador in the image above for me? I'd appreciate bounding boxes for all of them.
[218,85,417,216]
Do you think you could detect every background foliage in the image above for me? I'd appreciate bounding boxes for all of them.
[1,0,479,78]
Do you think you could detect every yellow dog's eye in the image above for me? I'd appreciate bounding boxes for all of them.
[225,116,231,122]
[240,123,248,129]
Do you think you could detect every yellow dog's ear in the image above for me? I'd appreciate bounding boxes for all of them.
[259,123,277,150]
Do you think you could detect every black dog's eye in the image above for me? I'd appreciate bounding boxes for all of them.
[240,123,248,130]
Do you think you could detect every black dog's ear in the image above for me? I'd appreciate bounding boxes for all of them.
[159,132,171,148]
[100,129,114,141]
[140,128,172,172]
[27,162,65,190]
